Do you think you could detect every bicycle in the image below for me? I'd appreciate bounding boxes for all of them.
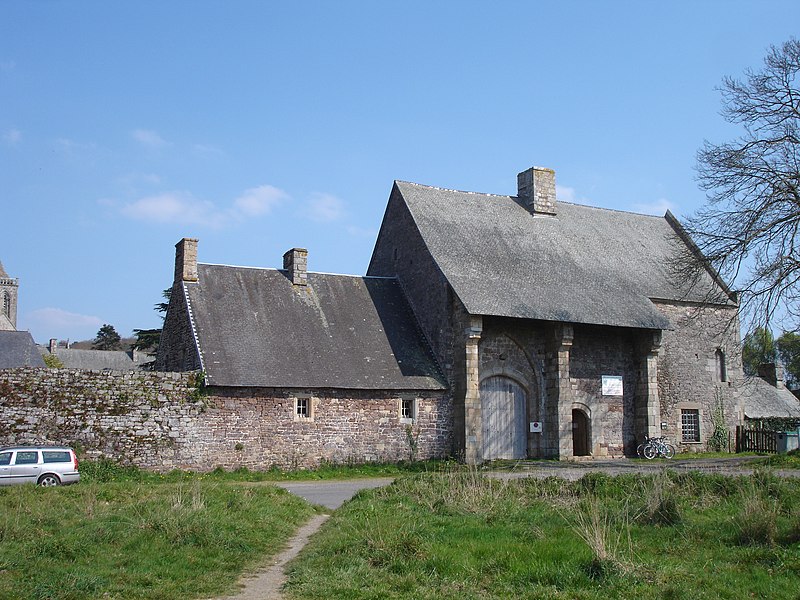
[637,435,675,459]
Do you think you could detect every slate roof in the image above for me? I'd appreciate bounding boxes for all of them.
[0,331,46,369]
[47,348,154,371]
[740,378,800,419]
[394,181,734,330]
[184,264,446,389]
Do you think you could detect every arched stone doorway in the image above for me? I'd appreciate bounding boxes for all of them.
[480,376,527,460]
[572,408,591,456]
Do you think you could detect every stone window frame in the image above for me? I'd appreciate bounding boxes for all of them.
[677,403,702,444]
[294,394,314,422]
[2,292,10,319]
[399,395,417,424]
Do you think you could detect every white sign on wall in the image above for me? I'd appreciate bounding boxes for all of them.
[530,421,542,433]
[601,375,623,396]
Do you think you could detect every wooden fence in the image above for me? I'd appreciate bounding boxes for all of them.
[735,426,777,453]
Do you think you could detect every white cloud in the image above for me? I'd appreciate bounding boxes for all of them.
[121,191,223,227]
[305,193,344,222]
[23,308,104,344]
[633,198,675,216]
[132,129,169,148]
[2,129,21,145]
[119,184,291,228]
[556,184,591,205]
[234,185,288,217]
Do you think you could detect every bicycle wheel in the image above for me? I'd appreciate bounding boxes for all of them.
[636,443,645,458]
[663,444,676,459]
[643,444,657,460]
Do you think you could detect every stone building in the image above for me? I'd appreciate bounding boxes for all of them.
[0,260,19,332]
[156,242,451,466]
[158,165,749,464]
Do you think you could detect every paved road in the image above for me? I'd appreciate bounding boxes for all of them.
[274,477,395,509]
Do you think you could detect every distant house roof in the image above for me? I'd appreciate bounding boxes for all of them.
[47,348,154,371]
[741,378,800,420]
[392,181,734,330]
[0,331,46,369]
[184,264,446,390]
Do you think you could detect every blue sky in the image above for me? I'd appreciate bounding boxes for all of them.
[2,1,799,344]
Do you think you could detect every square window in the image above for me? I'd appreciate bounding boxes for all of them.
[681,409,701,443]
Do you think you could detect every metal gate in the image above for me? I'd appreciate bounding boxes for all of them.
[480,376,527,460]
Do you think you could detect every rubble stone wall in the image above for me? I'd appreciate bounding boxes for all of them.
[0,368,452,470]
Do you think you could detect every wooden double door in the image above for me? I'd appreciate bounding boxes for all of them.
[480,376,527,460]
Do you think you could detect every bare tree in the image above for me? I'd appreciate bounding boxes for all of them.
[686,39,800,329]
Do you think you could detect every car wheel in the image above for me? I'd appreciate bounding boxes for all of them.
[38,474,60,487]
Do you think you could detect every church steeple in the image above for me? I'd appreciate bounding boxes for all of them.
[0,260,19,331]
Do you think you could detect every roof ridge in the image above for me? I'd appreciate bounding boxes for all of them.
[396,180,670,219]
[198,263,397,280]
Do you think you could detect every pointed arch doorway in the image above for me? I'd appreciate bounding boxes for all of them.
[480,376,527,460]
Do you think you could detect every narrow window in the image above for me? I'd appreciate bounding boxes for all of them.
[681,409,701,443]
[2,292,9,318]
[296,397,309,418]
[400,398,414,420]
[715,348,727,382]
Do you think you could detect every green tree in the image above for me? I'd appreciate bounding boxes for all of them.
[93,324,122,351]
[132,288,171,353]
[687,39,800,328]
[742,327,776,376]
[776,331,800,388]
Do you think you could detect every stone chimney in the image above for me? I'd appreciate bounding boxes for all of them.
[517,166,556,216]
[49,339,57,353]
[758,362,785,389]
[283,248,308,286]
[174,238,199,283]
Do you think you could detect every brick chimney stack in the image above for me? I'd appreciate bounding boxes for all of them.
[175,238,199,283]
[49,338,57,353]
[517,166,557,216]
[283,248,308,286]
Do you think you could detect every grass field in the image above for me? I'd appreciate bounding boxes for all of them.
[0,476,314,599]
[284,469,800,599]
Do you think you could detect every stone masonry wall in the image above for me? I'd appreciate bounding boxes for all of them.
[155,282,201,372]
[655,301,743,451]
[0,368,452,470]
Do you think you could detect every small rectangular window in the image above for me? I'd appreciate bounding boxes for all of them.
[296,397,309,418]
[681,409,701,443]
[0,452,10,466]
[400,397,415,422]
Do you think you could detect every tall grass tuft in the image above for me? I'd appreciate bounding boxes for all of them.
[734,479,778,546]
[569,495,632,579]
[637,470,682,526]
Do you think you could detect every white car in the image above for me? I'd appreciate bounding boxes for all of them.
[0,446,80,487]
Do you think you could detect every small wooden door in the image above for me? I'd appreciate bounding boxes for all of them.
[572,409,590,456]
[480,376,527,460]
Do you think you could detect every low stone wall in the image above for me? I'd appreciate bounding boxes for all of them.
[0,368,453,470]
